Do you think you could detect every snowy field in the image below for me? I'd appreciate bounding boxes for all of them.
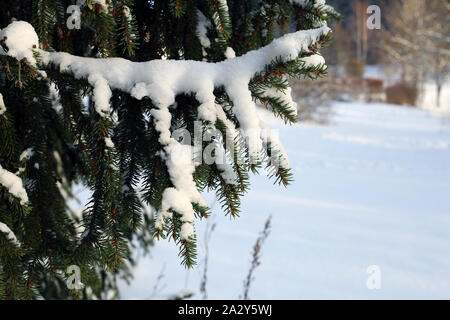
[119,101,450,300]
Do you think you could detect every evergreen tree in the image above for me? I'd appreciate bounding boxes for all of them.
[0,0,339,299]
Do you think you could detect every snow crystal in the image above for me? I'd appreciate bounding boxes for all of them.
[0,21,39,66]
[300,53,326,67]
[0,165,28,205]
[0,222,20,247]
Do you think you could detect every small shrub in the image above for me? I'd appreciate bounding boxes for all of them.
[345,59,365,78]
[385,82,418,106]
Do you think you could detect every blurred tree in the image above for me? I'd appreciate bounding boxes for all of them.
[382,0,450,106]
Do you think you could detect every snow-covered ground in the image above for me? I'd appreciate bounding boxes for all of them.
[119,101,450,300]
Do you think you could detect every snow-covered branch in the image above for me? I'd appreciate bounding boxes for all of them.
[0,165,28,205]
[0,222,20,247]
[0,20,330,240]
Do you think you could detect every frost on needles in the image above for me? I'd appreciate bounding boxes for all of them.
[0,0,339,299]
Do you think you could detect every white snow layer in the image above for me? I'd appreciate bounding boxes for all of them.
[224,47,236,59]
[0,20,330,239]
[0,222,20,247]
[0,21,39,66]
[300,53,325,67]
[0,165,28,205]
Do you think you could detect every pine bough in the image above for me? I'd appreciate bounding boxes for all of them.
[0,0,339,298]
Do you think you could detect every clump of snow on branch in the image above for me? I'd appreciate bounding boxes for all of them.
[300,53,326,67]
[260,82,298,117]
[0,21,39,66]
[123,5,132,21]
[0,19,330,239]
[196,10,212,49]
[19,148,34,162]
[0,222,20,247]
[0,165,29,205]
[14,148,34,175]
[224,47,236,59]
[151,108,207,237]
[88,73,112,118]
[0,93,6,116]
[48,83,63,113]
